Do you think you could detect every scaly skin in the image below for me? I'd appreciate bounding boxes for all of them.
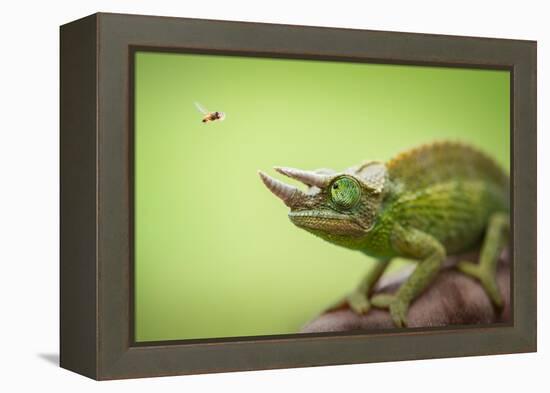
[259,141,509,327]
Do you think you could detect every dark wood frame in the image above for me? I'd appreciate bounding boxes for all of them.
[60,12,537,380]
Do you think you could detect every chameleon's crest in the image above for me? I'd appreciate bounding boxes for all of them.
[350,161,387,194]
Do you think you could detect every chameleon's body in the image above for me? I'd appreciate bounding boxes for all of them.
[259,142,509,327]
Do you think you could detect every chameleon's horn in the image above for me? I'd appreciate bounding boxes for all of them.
[274,167,331,188]
[258,170,303,207]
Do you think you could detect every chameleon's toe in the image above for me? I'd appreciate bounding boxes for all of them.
[457,261,503,309]
[371,294,409,326]
[370,293,396,309]
[456,261,480,277]
[389,299,409,328]
[347,291,371,314]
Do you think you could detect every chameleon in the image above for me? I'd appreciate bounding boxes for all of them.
[258,141,509,327]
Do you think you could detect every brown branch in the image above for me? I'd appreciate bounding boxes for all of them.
[301,249,510,333]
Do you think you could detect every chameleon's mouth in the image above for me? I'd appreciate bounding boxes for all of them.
[289,210,366,236]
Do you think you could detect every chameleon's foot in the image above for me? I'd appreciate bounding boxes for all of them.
[371,294,409,327]
[370,293,395,309]
[390,299,409,328]
[457,212,507,309]
[457,261,503,309]
[338,259,391,315]
[347,291,371,314]
[324,291,371,314]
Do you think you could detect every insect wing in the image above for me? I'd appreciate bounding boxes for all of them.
[194,101,209,115]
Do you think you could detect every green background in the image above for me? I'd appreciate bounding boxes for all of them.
[134,51,510,342]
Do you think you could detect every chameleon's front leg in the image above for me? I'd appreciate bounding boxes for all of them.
[371,225,446,327]
[346,259,390,314]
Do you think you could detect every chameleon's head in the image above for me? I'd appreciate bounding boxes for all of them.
[258,162,387,247]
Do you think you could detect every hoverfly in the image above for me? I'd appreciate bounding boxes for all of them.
[194,102,226,123]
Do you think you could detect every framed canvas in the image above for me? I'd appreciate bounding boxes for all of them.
[60,12,537,380]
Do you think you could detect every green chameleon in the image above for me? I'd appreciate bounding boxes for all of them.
[258,141,509,327]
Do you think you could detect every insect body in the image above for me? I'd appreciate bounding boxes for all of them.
[194,102,226,123]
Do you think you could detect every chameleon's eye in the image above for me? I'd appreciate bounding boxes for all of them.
[330,176,361,209]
